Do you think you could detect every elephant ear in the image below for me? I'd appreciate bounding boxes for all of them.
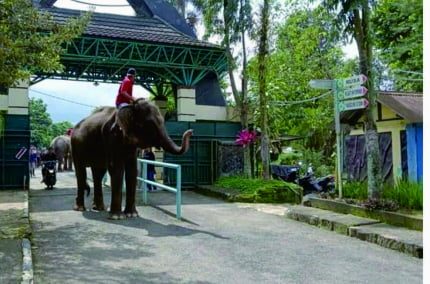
[116,105,138,144]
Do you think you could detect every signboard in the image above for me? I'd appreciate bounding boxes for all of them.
[337,86,368,100]
[336,74,367,89]
[308,79,334,90]
[338,98,369,112]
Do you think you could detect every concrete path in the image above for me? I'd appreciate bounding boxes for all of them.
[0,190,31,283]
[29,172,422,283]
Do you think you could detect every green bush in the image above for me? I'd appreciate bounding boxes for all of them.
[342,181,368,200]
[215,176,302,203]
[382,180,423,210]
[342,179,423,210]
[278,152,302,166]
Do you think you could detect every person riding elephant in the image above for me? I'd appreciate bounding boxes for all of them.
[71,98,192,220]
[50,135,73,172]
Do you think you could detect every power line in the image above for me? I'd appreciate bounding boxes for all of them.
[392,70,423,76]
[70,0,130,7]
[271,90,332,106]
[30,89,97,108]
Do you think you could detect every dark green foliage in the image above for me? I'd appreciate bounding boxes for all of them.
[0,0,91,88]
[342,179,423,210]
[382,180,423,210]
[342,181,368,200]
[372,0,423,91]
[29,98,73,147]
[215,176,302,203]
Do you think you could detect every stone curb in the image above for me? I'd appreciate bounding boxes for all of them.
[22,192,34,284]
[21,238,33,284]
[286,206,423,258]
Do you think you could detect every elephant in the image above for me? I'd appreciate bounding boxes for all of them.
[71,98,192,219]
[50,135,73,172]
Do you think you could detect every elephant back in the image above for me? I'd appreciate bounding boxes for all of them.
[50,135,72,155]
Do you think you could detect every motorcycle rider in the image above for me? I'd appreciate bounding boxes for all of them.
[41,147,57,184]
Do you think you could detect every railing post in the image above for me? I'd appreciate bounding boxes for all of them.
[176,165,182,219]
[143,162,148,205]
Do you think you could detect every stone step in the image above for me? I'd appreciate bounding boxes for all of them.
[285,205,423,258]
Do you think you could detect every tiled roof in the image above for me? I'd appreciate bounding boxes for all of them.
[377,91,423,123]
[44,7,220,49]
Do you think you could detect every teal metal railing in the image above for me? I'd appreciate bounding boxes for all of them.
[137,158,182,219]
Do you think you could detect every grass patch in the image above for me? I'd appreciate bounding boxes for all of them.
[342,181,368,200]
[214,176,302,203]
[341,180,423,211]
[382,180,423,210]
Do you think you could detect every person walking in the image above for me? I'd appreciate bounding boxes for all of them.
[143,148,156,191]
[29,146,37,177]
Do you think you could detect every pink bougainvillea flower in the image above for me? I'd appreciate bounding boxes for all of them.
[235,129,257,147]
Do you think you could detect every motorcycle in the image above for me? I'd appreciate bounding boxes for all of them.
[271,164,335,195]
[297,173,335,195]
[42,160,57,190]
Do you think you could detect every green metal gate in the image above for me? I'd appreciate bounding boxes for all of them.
[0,115,30,190]
[164,121,241,188]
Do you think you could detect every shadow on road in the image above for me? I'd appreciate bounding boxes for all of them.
[81,210,229,240]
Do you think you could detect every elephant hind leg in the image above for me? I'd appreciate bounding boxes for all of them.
[73,165,88,211]
[91,167,106,211]
[124,156,139,218]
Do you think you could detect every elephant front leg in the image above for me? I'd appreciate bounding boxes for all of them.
[108,166,125,220]
[124,156,139,218]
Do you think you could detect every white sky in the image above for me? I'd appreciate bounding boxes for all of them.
[30,0,358,124]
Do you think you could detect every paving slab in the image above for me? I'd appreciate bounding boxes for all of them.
[349,223,423,258]
[0,191,31,240]
[285,205,423,258]
[0,239,22,283]
[286,205,379,234]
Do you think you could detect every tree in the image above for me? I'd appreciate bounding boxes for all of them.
[372,0,423,92]
[29,98,53,147]
[257,0,271,180]
[248,6,356,162]
[29,98,73,148]
[320,0,381,198]
[192,0,254,177]
[0,0,91,88]
[51,121,73,138]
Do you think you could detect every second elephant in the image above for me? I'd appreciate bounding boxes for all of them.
[50,135,73,172]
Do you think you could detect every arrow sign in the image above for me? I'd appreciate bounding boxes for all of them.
[337,86,368,100]
[338,98,369,112]
[336,74,367,89]
[308,79,334,90]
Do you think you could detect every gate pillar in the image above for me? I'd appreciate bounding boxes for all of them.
[177,87,196,122]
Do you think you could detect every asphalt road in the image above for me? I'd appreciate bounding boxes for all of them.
[29,171,422,284]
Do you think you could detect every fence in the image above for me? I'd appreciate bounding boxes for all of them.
[137,158,182,219]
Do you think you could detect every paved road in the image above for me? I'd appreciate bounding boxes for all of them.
[29,172,422,284]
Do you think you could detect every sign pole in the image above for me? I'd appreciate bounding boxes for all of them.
[333,80,343,199]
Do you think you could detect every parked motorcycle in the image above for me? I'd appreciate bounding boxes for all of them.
[271,164,335,195]
[42,160,57,190]
[297,173,335,195]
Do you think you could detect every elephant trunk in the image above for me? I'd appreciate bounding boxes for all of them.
[159,128,193,155]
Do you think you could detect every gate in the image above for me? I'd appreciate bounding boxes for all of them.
[164,121,241,188]
[0,114,30,189]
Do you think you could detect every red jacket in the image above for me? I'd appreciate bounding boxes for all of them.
[116,75,134,106]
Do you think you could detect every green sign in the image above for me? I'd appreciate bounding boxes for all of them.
[335,74,367,89]
[337,86,368,100]
[308,79,334,90]
[338,98,369,112]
